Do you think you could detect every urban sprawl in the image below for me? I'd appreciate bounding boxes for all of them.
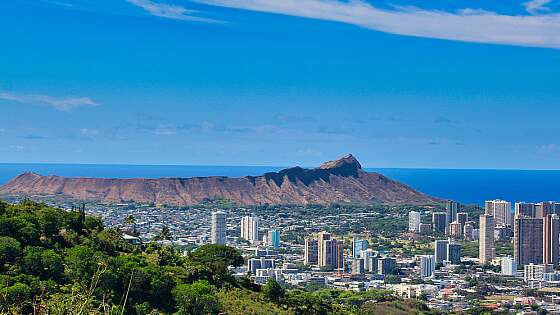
[19,197,560,314]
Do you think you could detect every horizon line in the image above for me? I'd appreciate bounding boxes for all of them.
[0,162,559,172]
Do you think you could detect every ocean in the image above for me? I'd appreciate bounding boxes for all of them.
[1,163,559,205]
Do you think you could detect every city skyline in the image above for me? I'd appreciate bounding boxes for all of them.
[3,2,560,311]
[1,1,560,169]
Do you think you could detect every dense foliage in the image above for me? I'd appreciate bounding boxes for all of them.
[0,201,432,314]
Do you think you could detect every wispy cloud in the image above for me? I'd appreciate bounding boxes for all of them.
[433,116,458,124]
[125,0,218,22]
[196,0,560,49]
[317,125,354,135]
[0,91,99,111]
[21,134,49,140]
[80,128,100,136]
[523,0,552,14]
[9,145,26,152]
[539,143,560,153]
[152,126,178,135]
[274,114,317,123]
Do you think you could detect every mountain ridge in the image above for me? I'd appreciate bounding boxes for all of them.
[0,155,440,205]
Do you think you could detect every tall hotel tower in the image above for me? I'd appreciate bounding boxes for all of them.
[211,210,226,245]
[479,214,495,264]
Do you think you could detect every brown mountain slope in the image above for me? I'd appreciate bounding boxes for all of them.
[0,155,440,205]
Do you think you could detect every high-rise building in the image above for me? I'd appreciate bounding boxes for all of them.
[360,249,376,272]
[449,221,462,237]
[419,255,436,278]
[464,221,475,240]
[268,229,281,248]
[485,199,512,227]
[409,211,421,232]
[536,202,560,218]
[432,212,447,234]
[543,214,560,265]
[321,239,344,270]
[479,214,495,264]
[317,232,344,270]
[554,202,560,215]
[494,226,511,241]
[515,202,536,218]
[419,223,432,235]
[501,256,517,276]
[317,232,331,267]
[447,243,461,264]
[241,216,259,242]
[211,210,226,245]
[446,201,459,226]
[514,216,543,267]
[456,212,468,235]
[434,239,449,263]
[368,255,381,274]
[304,239,318,265]
[377,257,397,275]
[472,228,480,240]
[352,238,368,258]
[351,258,365,274]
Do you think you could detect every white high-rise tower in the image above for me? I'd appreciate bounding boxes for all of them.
[409,211,421,232]
[211,210,226,245]
[241,216,259,242]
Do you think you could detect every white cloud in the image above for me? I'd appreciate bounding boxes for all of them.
[523,0,552,14]
[9,145,26,152]
[540,143,560,152]
[195,0,560,49]
[80,128,100,136]
[125,0,217,22]
[0,91,99,111]
[150,125,178,135]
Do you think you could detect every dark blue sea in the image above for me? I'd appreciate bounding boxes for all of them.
[1,163,559,205]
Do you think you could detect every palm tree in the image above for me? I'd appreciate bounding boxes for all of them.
[155,225,172,241]
[124,214,135,226]
[124,215,138,236]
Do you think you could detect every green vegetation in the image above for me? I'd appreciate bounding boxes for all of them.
[0,201,431,314]
[458,240,479,258]
[458,240,513,258]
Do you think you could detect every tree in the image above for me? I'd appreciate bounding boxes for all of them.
[22,246,64,281]
[124,214,136,229]
[0,216,39,246]
[135,302,154,315]
[84,216,103,231]
[173,280,220,315]
[384,275,401,284]
[37,207,62,237]
[124,215,138,235]
[1,282,32,305]
[124,215,136,226]
[89,228,128,255]
[262,279,285,304]
[188,244,244,282]
[0,236,21,268]
[154,226,172,241]
[188,245,243,268]
[285,289,335,315]
[64,245,103,283]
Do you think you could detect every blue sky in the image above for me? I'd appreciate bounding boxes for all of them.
[1,0,560,169]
